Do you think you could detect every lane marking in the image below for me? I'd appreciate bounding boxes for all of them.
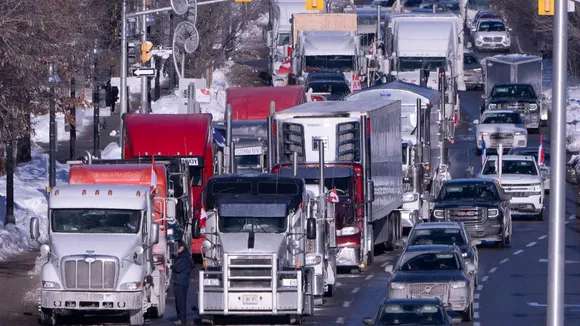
[538,235,548,240]
[500,258,509,264]
[474,302,480,309]
[481,276,489,282]
[343,301,351,308]
[475,293,481,299]
[474,311,480,319]
[539,258,580,264]
[514,250,524,255]
[336,282,343,286]
[351,287,360,294]
[527,242,537,247]
[474,323,481,326]
[528,302,580,308]
[381,261,390,267]
[489,267,497,274]
[365,274,374,281]
[477,284,484,291]
[336,317,345,324]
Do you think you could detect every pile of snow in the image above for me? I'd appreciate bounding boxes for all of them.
[32,107,111,143]
[101,142,122,160]
[0,146,69,260]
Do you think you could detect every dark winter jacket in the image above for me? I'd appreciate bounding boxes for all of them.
[170,250,194,286]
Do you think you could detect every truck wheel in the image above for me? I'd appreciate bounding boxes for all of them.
[129,307,145,325]
[461,301,475,321]
[536,209,545,221]
[289,314,303,325]
[324,284,336,297]
[40,308,57,326]
[201,315,215,325]
[383,216,395,251]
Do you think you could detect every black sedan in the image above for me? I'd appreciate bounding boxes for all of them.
[363,298,461,325]
[305,79,351,101]
[425,178,513,247]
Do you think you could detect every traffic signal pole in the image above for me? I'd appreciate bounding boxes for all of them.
[140,0,149,113]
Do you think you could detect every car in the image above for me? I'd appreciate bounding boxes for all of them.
[305,79,351,101]
[469,10,502,34]
[406,222,480,285]
[474,109,528,155]
[481,83,543,132]
[362,298,462,325]
[479,155,545,220]
[425,178,512,247]
[385,245,476,321]
[508,146,551,192]
[471,19,511,53]
[463,52,483,90]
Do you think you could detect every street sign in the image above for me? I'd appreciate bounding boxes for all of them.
[538,0,575,15]
[133,68,156,77]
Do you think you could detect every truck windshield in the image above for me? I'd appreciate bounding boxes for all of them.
[482,160,538,176]
[491,85,535,98]
[51,209,142,234]
[235,155,261,169]
[438,183,499,201]
[304,177,351,197]
[190,167,203,187]
[218,203,287,233]
[398,57,446,72]
[278,33,290,46]
[399,252,461,271]
[478,21,506,32]
[482,112,523,124]
[305,56,354,72]
[308,82,350,95]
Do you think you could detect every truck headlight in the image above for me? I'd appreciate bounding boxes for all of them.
[488,208,499,218]
[337,226,360,236]
[433,209,445,219]
[473,68,481,72]
[451,281,467,289]
[119,282,142,291]
[529,103,538,110]
[532,183,542,191]
[305,255,322,266]
[390,282,406,290]
[166,228,174,237]
[42,281,61,289]
[403,192,419,203]
[462,252,468,258]
[488,104,497,109]
[281,278,298,287]
[514,131,526,136]
[203,278,221,287]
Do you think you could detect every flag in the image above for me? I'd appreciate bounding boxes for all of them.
[199,206,208,233]
[538,134,545,166]
[453,112,459,127]
[481,135,487,166]
[150,156,157,194]
[328,188,340,203]
[278,59,292,74]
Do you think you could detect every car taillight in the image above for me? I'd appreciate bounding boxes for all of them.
[311,95,326,102]
[272,165,280,174]
[367,119,371,136]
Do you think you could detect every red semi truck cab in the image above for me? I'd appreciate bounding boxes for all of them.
[123,113,215,255]
[225,86,307,121]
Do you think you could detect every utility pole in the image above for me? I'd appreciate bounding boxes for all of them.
[438,67,447,166]
[48,63,56,190]
[5,124,14,225]
[69,78,76,160]
[120,0,128,152]
[547,0,567,323]
[140,0,149,113]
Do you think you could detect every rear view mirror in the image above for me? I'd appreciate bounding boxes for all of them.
[467,42,473,49]
[366,180,375,203]
[150,223,160,245]
[192,218,201,239]
[466,262,476,273]
[385,265,394,273]
[472,119,479,124]
[30,217,40,240]
[471,27,476,32]
[306,218,316,240]
[363,318,374,325]
[166,198,177,220]
[508,27,513,32]
[395,239,405,248]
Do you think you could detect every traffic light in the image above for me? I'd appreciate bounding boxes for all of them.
[306,0,323,10]
[141,41,153,64]
[538,0,554,15]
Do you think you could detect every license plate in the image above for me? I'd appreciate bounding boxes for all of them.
[242,294,259,305]
[181,157,199,166]
[235,146,262,156]
[76,293,89,300]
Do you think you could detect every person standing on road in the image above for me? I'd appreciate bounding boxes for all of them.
[171,241,194,325]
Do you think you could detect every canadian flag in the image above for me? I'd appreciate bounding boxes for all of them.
[150,156,157,194]
[199,206,208,233]
[278,59,292,75]
[328,188,340,203]
[538,134,545,167]
[453,112,459,127]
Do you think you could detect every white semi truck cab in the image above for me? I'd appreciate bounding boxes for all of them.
[30,184,165,326]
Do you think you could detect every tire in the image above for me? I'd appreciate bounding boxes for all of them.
[367,223,375,266]
[289,314,303,325]
[149,272,166,318]
[536,208,545,221]
[304,294,314,316]
[506,221,512,245]
[324,284,336,298]
[40,308,57,326]
[461,301,475,321]
[129,307,145,326]
[201,315,215,325]
[384,216,395,251]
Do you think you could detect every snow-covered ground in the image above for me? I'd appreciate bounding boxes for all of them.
[32,107,111,143]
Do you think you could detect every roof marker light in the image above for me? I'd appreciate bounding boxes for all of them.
[82,190,87,196]
[95,190,100,195]
[108,190,113,196]
[136,191,141,196]
[54,190,60,196]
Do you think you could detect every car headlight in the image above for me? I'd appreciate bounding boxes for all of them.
[488,208,499,217]
[532,183,542,191]
[451,281,467,289]
[281,278,298,287]
[337,226,360,236]
[119,282,142,291]
[514,131,526,136]
[203,278,221,287]
[433,209,445,219]
[305,255,322,266]
[473,68,482,72]
[488,103,497,109]
[529,103,538,110]
[42,281,61,289]
[462,252,468,258]
[390,282,406,290]
[403,192,419,203]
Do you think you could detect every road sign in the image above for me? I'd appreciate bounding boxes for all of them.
[306,0,323,10]
[133,68,156,77]
[538,0,575,15]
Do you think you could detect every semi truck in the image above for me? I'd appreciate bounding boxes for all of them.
[346,80,448,231]
[195,174,317,325]
[481,54,546,129]
[30,185,165,326]
[271,99,403,272]
[123,113,217,256]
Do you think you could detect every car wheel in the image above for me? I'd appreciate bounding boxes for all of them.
[461,301,475,321]
[536,208,545,221]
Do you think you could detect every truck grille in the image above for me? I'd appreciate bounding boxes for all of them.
[446,207,486,223]
[336,121,360,161]
[483,37,493,42]
[408,283,449,302]
[62,256,118,290]
[227,254,275,291]
[502,183,539,197]
[281,123,305,163]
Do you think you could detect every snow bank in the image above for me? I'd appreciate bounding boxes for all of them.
[31,107,110,143]
[0,145,69,261]
[101,142,122,159]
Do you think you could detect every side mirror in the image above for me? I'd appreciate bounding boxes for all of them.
[166,198,177,220]
[395,239,405,248]
[192,218,201,239]
[472,119,479,124]
[306,217,316,240]
[362,318,374,325]
[540,94,546,100]
[30,217,40,240]
[481,94,488,99]
[150,223,160,245]
[366,180,375,203]
[450,316,463,325]
[424,194,436,202]
[471,239,482,246]
[385,265,394,273]
[471,27,476,32]
[508,27,513,32]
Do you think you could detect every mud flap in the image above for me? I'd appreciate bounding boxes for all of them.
[304,267,315,316]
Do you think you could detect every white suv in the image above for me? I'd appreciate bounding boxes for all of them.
[477,155,544,220]
[471,19,511,53]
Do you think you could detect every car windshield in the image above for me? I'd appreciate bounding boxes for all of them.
[438,183,499,201]
[305,177,351,197]
[51,209,142,234]
[398,57,446,72]
[305,55,354,72]
[482,159,538,175]
[378,303,446,325]
[400,252,461,271]
[491,85,535,98]
[482,112,523,124]
[464,55,478,65]
[408,228,467,246]
[218,203,288,233]
[235,155,261,169]
[277,33,290,46]
[307,82,349,95]
[478,21,506,32]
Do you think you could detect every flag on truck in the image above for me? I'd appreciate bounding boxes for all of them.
[200,206,208,233]
[538,134,545,167]
[328,188,340,203]
[481,135,487,166]
[150,156,157,193]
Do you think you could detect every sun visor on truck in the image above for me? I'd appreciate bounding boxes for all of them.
[276,165,354,179]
